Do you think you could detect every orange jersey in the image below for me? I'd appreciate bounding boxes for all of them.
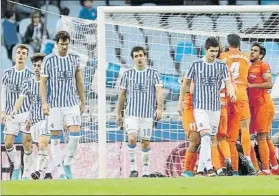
[220,49,250,101]
[248,61,272,99]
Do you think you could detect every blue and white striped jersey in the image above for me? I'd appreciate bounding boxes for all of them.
[1,66,33,114]
[20,77,45,125]
[120,67,163,118]
[185,57,230,111]
[40,53,80,108]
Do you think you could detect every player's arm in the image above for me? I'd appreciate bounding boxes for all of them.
[248,64,272,89]
[1,70,9,123]
[154,70,163,121]
[75,68,86,113]
[178,64,194,115]
[116,72,128,127]
[223,64,236,101]
[40,58,49,115]
[11,81,29,116]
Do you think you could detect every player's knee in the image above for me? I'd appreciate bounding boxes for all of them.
[256,133,267,141]
[51,130,61,136]
[39,136,49,150]
[128,133,137,145]
[240,119,250,130]
[141,139,150,149]
[4,136,14,149]
[22,133,32,144]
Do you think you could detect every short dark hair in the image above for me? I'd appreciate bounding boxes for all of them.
[16,44,29,55]
[205,37,219,50]
[55,31,70,43]
[130,46,147,58]
[252,42,266,59]
[227,34,241,48]
[61,7,70,16]
[5,11,15,19]
[30,53,46,63]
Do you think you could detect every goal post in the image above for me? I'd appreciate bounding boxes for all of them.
[96,5,279,179]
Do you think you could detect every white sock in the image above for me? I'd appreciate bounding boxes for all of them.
[200,134,213,171]
[22,150,33,177]
[197,154,205,173]
[244,156,251,161]
[142,148,151,176]
[45,157,53,174]
[127,143,137,172]
[63,133,80,166]
[6,146,21,169]
[51,136,64,175]
[272,165,279,170]
[37,150,48,172]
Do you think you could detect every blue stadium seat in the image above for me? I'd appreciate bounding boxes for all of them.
[175,42,197,62]
[161,73,180,94]
[1,58,13,70]
[1,45,8,59]
[19,18,31,38]
[106,63,121,88]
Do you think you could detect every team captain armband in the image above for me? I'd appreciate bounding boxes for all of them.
[184,93,193,106]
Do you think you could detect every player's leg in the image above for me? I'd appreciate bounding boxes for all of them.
[48,107,65,179]
[125,117,139,177]
[194,109,215,176]
[239,101,256,175]
[227,103,240,175]
[139,118,154,177]
[182,131,200,177]
[181,107,199,177]
[63,105,82,179]
[211,135,223,176]
[216,106,233,176]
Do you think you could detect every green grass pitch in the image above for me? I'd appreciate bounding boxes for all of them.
[2,176,279,195]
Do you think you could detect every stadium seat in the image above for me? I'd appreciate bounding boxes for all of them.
[140,14,162,30]
[175,42,197,62]
[180,54,199,71]
[169,32,192,50]
[109,0,129,6]
[239,13,263,32]
[122,34,145,50]
[93,0,107,8]
[216,15,238,34]
[106,30,121,49]
[19,18,31,38]
[17,33,22,44]
[40,39,55,55]
[40,5,60,15]
[60,0,80,8]
[45,15,60,39]
[263,42,279,55]
[191,16,213,47]
[67,5,82,17]
[241,41,252,52]
[1,45,8,59]
[1,58,13,70]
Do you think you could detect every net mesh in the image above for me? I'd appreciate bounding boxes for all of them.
[60,11,279,178]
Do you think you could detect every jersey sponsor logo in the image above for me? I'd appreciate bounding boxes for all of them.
[57,71,73,81]
[201,76,218,86]
[9,84,20,92]
[133,83,149,92]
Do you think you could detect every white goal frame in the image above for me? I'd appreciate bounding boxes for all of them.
[96,5,279,178]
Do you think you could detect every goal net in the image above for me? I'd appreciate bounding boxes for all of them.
[59,6,279,179]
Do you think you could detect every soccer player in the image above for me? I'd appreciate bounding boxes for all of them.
[248,42,279,175]
[179,37,235,176]
[180,80,199,177]
[1,44,33,180]
[116,46,163,177]
[10,53,52,179]
[40,31,86,179]
[219,34,256,175]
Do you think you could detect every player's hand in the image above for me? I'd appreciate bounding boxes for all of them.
[178,101,184,116]
[155,108,162,121]
[1,111,6,125]
[25,119,31,131]
[42,103,49,115]
[80,103,85,114]
[227,88,236,103]
[116,114,123,127]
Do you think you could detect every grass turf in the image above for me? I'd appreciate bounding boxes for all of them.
[2,176,279,195]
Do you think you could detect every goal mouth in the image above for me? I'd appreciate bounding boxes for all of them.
[56,5,279,179]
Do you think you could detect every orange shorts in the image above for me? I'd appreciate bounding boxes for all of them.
[250,97,275,134]
[217,103,227,137]
[227,100,250,142]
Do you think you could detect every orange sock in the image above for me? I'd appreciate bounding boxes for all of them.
[190,152,198,171]
[228,141,239,172]
[184,151,194,171]
[218,146,225,168]
[241,129,251,156]
[218,140,231,160]
[267,139,278,167]
[250,146,259,171]
[211,144,221,170]
[258,140,270,170]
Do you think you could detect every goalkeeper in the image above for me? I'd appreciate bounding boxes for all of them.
[116,46,164,177]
